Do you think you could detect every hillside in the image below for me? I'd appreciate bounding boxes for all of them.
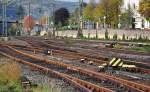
[0,0,78,20]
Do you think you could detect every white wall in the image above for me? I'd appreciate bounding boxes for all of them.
[56,30,150,40]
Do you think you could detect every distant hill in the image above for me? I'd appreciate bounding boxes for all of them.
[0,0,79,20]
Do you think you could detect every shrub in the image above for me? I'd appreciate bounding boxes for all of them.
[96,31,98,39]
[64,37,75,45]
[138,35,143,41]
[88,33,90,39]
[105,30,109,40]
[113,34,118,41]
[122,34,126,41]
[126,36,129,40]
[33,86,58,92]
[0,61,21,92]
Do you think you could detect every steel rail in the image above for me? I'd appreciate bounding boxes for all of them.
[10,44,150,74]
[6,45,150,92]
[0,48,113,92]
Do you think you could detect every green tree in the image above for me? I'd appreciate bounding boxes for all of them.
[93,3,104,22]
[54,8,70,26]
[69,8,80,25]
[139,0,150,21]
[16,5,25,35]
[83,0,95,21]
[121,4,134,29]
[16,5,25,20]
[93,0,123,28]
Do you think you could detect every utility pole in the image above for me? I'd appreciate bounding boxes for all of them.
[2,0,7,37]
[1,0,17,37]
[77,0,83,38]
[2,1,5,36]
[28,0,31,35]
[51,3,55,37]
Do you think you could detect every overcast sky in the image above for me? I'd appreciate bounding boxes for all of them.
[58,0,91,3]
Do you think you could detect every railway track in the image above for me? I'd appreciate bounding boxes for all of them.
[32,37,150,56]
[12,37,150,71]
[1,45,150,92]
[11,45,150,86]
[17,37,150,67]
[12,44,150,74]
[0,45,112,92]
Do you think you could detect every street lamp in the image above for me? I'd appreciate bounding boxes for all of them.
[99,17,101,29]
[118,14,121,29]
[103,16,106,29]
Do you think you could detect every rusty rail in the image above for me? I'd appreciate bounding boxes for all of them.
[11,38,150,68]
[6,45,150,92]
[0,50,113,92]
[10,45,150,74]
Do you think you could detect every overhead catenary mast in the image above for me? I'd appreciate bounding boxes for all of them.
[77,0,83,37]
[2,0,16,37]
[2,0,7,36]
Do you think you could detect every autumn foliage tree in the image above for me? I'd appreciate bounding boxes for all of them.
[83,0,123,28]
[39,16,49,25]
[23,16,35,35]
[139,0,150,21]
[83,0,95,21]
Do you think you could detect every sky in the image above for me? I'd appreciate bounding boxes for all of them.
[58,0,91,3]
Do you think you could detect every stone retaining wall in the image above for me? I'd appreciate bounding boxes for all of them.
[56,29,150,40]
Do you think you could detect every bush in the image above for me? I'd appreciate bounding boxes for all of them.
[0,61,21,92]
[64,37,75,45]
[113,34,118,41]
[96,30,98,39]
[138,35,143,41]
[33,86,58,92]
[88,33,90,39]
[122,34,126,41]
[105,30,109,40]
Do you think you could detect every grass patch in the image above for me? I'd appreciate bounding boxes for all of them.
[33,86,59,92]
[64,37,75,46]
[0,59,22,92]
[130,47,150,52]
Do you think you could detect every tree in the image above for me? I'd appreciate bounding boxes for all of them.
[23,16,35,35]
[83,0,95,21]
[39,16,48,25]
[16,5,25,20]
[93,0,123,28]
[16,5,25,35]
[69,2,87,24]
[69,8,79,25]
[139,0,150,21]
[121,4,134,29]
[54,8,70,26]
[8,23,17,36]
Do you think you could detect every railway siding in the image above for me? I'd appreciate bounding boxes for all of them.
[5,45,150,92]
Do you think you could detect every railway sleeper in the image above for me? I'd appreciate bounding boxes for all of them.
[20,76,31,89]
[4,46,149,91]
